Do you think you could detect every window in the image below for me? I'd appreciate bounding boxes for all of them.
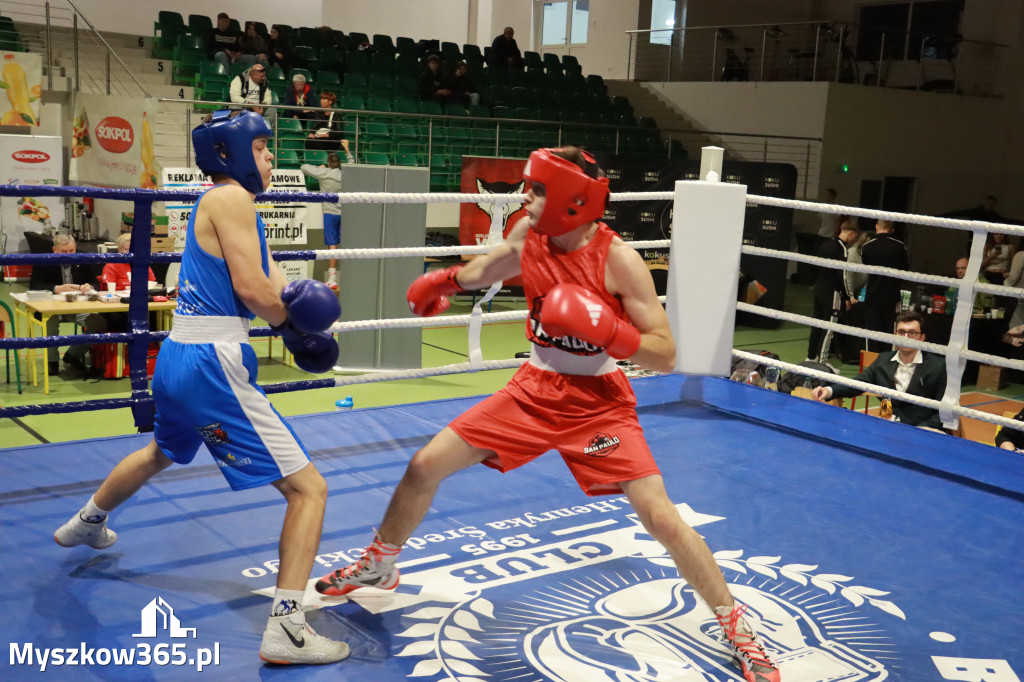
[650,0,676,46]
[541,0,588,46]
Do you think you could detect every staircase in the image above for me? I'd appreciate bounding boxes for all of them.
[605,80,716,158]
[16,21,193,170]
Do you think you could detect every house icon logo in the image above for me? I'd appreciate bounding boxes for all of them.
[132,597,197,639]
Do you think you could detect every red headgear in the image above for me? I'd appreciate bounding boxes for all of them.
[523,148,610,236]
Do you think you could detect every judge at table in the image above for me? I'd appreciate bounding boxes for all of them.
[28,233,105,377]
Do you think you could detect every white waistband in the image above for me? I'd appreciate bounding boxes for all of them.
[169,314,252,344]
[528,343,618,376]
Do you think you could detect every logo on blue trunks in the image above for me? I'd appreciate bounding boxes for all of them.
[216,452,253,469]
[584,433,620,456]
[197,422,230,446]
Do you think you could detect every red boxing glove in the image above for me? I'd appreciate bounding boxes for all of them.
[540,283,642,359]
[406,265,465,317]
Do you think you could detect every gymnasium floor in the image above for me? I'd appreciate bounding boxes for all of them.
[1,279,1020,448]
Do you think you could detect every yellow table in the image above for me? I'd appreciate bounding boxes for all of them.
[10,292,176,394]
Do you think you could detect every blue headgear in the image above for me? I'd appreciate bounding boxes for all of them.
[192,110,273,194]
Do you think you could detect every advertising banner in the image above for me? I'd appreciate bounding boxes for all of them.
[458,157,529,290]
[0,134,62,279]
[160,167,309,279]
[70,93,160,188]
[0,51,42,127]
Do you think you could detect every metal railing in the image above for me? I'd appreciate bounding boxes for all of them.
[627,20,1008,98]
[159,98,673,168]
[0,0,149,96]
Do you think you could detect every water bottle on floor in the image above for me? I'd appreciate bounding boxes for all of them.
[335,396,354,411]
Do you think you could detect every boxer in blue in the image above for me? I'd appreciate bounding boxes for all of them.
[54,110,349,666]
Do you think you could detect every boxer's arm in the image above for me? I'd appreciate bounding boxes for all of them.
[455,215,529,290]
[605,238,676,373]
[206,185,287,326]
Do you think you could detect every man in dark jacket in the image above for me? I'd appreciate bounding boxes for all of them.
[812,311,947,430]
[807,217,860,364]
[861,219,909,350]
[209,12,241,66]
[489,26,523,68]
[29,233,104,376]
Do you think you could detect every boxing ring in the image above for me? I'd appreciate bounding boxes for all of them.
[1,166,1022,680]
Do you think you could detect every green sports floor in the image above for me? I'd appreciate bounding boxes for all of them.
[1,279,1018,448]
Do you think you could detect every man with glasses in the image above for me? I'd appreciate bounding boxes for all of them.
[811,311,947,430]
[229,63,275,125]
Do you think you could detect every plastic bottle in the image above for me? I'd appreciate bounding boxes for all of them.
[335,396,354,411]
[946,286,957,315]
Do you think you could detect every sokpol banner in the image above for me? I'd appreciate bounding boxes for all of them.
[0,135,62,278]
[159,167,310,279]
[70,94,160,188]
[0,51,42,127]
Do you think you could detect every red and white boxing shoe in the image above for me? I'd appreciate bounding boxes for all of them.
[715,603,781,682]
[315,533,401,597]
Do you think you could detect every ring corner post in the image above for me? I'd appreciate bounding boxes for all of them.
[129,198,156,432]
[665,146,746,377]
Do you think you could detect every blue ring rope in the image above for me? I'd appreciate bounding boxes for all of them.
[1,185,340,430]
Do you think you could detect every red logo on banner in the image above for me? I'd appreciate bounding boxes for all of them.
[95,117,134,153]
[12,150,49,163]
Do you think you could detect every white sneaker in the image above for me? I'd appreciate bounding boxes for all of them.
[259,616,350,665]
[54,513,117,549]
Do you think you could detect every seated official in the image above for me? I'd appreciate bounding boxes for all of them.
[811,311,947,430]
[28,233,104,377]
[995,407,1024,452]
[306,92,354,161]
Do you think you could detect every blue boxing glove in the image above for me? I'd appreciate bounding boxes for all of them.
[273,279,342,373]
[281,279,340,333]
[276,326,339,374]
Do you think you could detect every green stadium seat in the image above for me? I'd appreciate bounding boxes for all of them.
[362,152,391,165]
[419,101,442,116]
[276,148,301,168]
[396,36,417,54]
[296,27,322,50]
[320,48,345,72]
[393,96,419,114]
[304,149,328,165]
[188,14,213,32]
[277,118,305,137]
[341,94,366,110]
[372,34,397,55]
[158,11,184,27]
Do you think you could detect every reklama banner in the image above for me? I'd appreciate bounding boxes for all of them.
[69,93,160,189]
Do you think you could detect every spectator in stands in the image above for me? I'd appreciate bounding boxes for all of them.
[995,408,1024,451]
[28,234,104,377]
[807,217,860,365]
[861,219,909,349]
[955,257,968,279]
[982,232,1016,286]
[210,12,242,66]
[238,21,270,68]
[229,63,275,125]
[419,55,453,106]
[283,74,316,123]
[267,25,292,73]
[306,92,354,161]
[300,153,343,291]
[445,61,480,107]
[811,311,947,431]
[489,26,523,69]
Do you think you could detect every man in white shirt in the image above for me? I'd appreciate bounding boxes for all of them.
[812,311,947,429]
[229,64,275,124]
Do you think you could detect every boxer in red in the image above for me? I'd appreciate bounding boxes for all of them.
[317,147,781,681]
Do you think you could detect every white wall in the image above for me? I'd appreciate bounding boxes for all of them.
[537,0,640,80]
[322,0,472,46]
[70,0,324,37]
[649,81,829,138]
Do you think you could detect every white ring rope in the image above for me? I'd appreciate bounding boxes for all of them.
[327,191,673,204]
[330,359,527,386]
[327,310,528,333]
[731,350,1024,433]
[741,244,1021,298]
[747,193,1024,237]
[317,240,671,260]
